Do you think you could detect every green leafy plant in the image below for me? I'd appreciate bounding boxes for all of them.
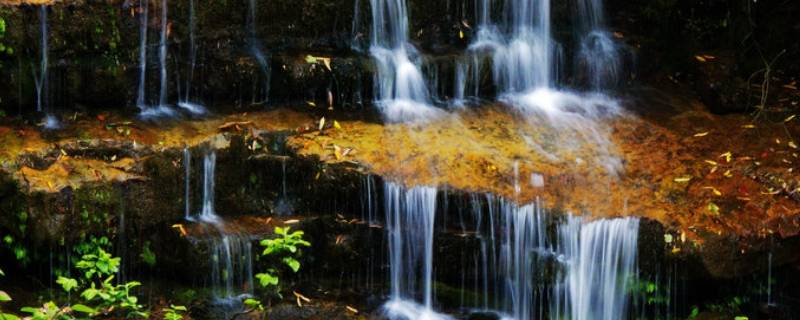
[0,17,13,56]
[1,267,21,320]
[161,305,186,320]
[55,238,148,319]
[20,301,69,320]
[254,226,310,293]
[139,241,156,268]
[243,298,263,312]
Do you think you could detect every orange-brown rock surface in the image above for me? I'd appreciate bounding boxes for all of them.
[1,89,798,247]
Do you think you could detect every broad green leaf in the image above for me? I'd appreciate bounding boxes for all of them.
[57,276,78,292]
[0,312,20,320]
[71,304,96,314]
[19,307,38,314]
[256,273,279,287]
[283,257,301,272]
[0,291,11,302]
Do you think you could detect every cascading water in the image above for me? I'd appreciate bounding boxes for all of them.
[455,194,641,320]
[198,151,221,223]
[574,0,621,90]
[382,182,452,320]
[137,0,177,119]
[247,0,271,105]
[185,151,221,223]
[34,6,60,129]
[136,0,149,109]
[466,0,553,95]
[273,158,293,215]
[158,0,168,106]
[209,235,254,301]
[369,0,443,122]
[551,217,640,320]
[34,6,48,114]
[183,148,192,220]
[184,150,254,307]
[177,0,207,115]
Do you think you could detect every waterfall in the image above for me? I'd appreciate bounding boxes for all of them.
[498,202,548,320]
[184,148,192,220]
[368,0,442,122]
[34,6,60,129]
[158,0,168,107]
[136,0,149,109]
[455,195,642,319]
[34,6,48,114]
[382,182,452,320]
[177,0,207,115]
[273,158,293,215]
[452,61,467,107]
[551,217,639,320]
[198,151,221,223]
[361,175,378,224]
[136,0,177,119]
[210,235,254,300]
[247,0,271,105]
[574,0,621,90]
[185,0,196,102]
[183,150,254,309]
[467,0,553,94]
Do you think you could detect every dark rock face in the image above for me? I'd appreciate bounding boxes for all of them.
[691,54,751,114]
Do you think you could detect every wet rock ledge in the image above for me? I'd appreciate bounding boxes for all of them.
[0,103,798,284]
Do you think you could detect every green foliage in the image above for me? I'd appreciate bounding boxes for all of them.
[139,241,156,268]
[75,248,120,280]
[1,267,20,320]
[254,227,311,298]
[3,233,30,266]
[0,16,12,56]
[38,238,149,319]
[161,305,186,320]
[56,277,78,293]
[243,298,263,312]
[66,245,147,318]
[20,302,67,320]
[628,276,670,308]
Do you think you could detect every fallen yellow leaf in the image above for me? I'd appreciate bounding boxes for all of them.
[694,131,709,137]
[171,224,187,237]
[703,186,722,196]
[333,145,343,160]
[674,176,692,182]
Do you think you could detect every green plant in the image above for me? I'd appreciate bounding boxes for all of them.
[1,268,21,320]
[0,17,13,56]
[139,241,156,268]
[20,301,70,320]
[161,305,186,320]
[243,298,263,312]
[254,226,311,292]
[56,239,148,318]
